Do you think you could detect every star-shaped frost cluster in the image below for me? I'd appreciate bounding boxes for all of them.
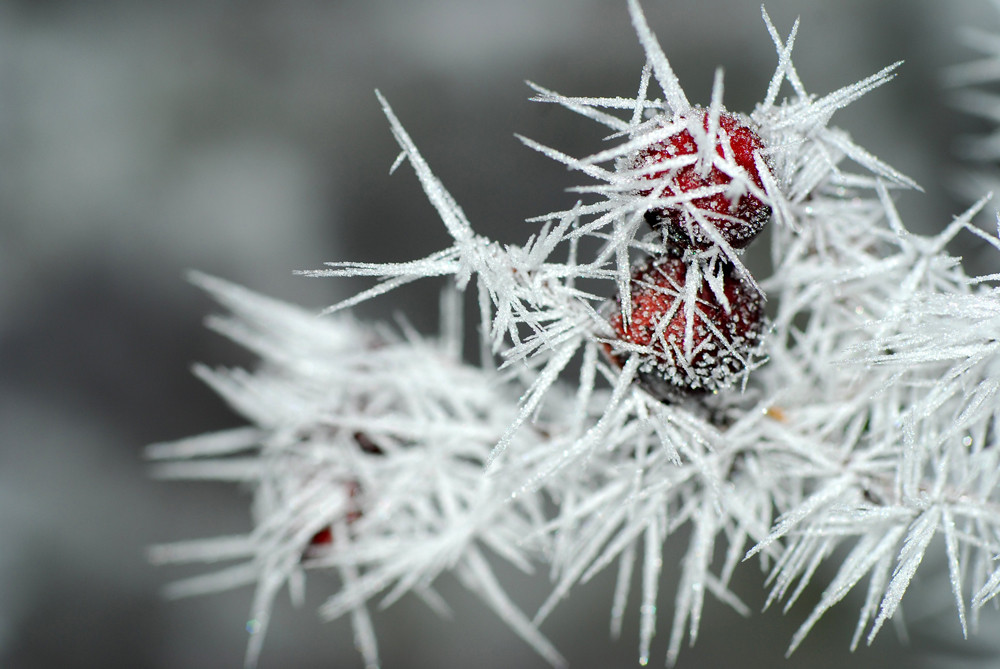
[152,2,1000,667]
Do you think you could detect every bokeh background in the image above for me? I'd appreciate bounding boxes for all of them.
[3,1,1000,667]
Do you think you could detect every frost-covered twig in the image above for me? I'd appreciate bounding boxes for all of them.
[152,2,1000,667]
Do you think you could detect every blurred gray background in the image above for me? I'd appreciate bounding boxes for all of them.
[2,0,1000,667]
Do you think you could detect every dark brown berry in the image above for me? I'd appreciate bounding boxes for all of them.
[629,109,771,250]
[605,255,765,400]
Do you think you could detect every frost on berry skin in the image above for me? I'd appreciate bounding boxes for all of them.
[605,254,765,400]
[628,108,772,250]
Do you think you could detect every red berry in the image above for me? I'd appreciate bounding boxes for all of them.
[303,433,382,559]
[605,255,765,399]
[303,480,363,558]
[628,108,771,250]
[308,526,334,547]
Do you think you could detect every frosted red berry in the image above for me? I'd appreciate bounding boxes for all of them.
[605,255,765,400]
[303,432,382,559]
[628,108,771,250]
[308,526,334,547]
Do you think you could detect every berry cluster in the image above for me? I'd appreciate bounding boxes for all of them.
[606,108,770,401]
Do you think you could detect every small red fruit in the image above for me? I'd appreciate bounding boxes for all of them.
[308,526,334,547]
[628,108,771,250]
[303,433,382,559]
[605,255,765,400]
[303,480,363,558]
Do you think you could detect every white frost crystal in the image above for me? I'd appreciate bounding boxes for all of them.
[152,2,1000,666]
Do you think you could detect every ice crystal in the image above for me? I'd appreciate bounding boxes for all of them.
[153,2,1000,667]
[149,274,565,667]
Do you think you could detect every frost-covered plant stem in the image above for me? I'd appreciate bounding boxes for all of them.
[152,2,1000,667]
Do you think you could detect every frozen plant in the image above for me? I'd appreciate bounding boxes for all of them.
[151,1,1000,666]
